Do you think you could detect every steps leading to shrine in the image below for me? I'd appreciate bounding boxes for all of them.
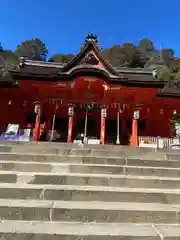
[0,152,180,167]
[0,144,179,239]
[0,199,179,223]
[0,183,180,204]
[1,220,180,240]
[2,161,180,177]
[1,142,179,159]
[2,171,180,189]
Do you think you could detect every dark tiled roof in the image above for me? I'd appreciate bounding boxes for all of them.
[12,60,155,80]
[0,73,18,87]
[15,65,60,75]
[121,73,155,81]
[21,60,154,75]
[114,67,153,74]
[25,60,65,68]
[158,86,180,96]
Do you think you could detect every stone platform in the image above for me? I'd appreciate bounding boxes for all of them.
[0,142,179,239]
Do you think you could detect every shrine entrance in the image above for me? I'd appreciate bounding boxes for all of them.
[53,117,68,142]
[75,116,99,139]
[74,104,100,143]
[106,119,117,144]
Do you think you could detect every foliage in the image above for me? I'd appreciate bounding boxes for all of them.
[101,43,144,67]
[15,38,48,61]
[49,54,74,63]
[171,70,180,88]
[171,114,180,138]
[156,65,172,82]
[137,38,156,62]
[160,48,174,67]
[0,42,3,52]
[0,50,19,78]
[0,36,180,86]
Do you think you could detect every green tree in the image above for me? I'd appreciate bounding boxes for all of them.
[155,65,172,82]
[145,47,175,83]
[145,52,159,69]
[137,38,156,61]
[0,51,19,78]
[102,45,123,66]
[160,48,174,67]
[0,42,3,52]
[120,43,143,67]
[49,54,74,63]
[171,70,180,88]
[15,38,48,61]
[102,43,144,67]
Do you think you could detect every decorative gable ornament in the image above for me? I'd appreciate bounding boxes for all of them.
[134,110,140,120]
[80,53,99,65]
[34,102,40,114]
[85,33,98,45]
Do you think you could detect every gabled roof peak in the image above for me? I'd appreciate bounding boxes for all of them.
[85,33,98,45]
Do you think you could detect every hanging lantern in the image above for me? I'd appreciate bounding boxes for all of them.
[68,105,74,116]
[34,102,40,114]
[101,108,107,118]
[133,110,140,120]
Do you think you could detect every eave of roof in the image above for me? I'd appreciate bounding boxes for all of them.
[10,72,165,89]
[20,59,154,74]
[7,35,165,88]
[157,86,180,98]
[10,60,159,83]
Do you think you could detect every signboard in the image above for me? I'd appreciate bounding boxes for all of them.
[87,138,100,144]
[5,124,19,136]
[139,142,157,148]
[0,124,31,142]
[18,129,31,142]
[83,77,97,82]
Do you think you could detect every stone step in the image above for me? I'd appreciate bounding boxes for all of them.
[0,142,162,151]
[0,146,126,157]
[0,141,176,150]
[1,144,177,160]
[0,183,180,204]
[0,152,126,163]
[1,220,179,240]
[1,153,180,168]
[1,171,180,189]
[1,161,180,178]
[0,145,143,157]
[2,142,180,160]
[0,199,179,223]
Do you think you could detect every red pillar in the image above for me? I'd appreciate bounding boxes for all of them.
[130,110,139,147]
[33,103,41,142]
[67,105,74,144]
[100,107,107,145]
[131,119,138,146]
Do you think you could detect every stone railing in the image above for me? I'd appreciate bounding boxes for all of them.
[139,136,179,148]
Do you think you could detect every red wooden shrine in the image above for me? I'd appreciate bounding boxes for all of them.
[0,34,180,145]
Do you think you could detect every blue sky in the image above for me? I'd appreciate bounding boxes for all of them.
[1,0,180,57]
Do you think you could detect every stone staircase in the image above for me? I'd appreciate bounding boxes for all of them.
[0,143,179,239]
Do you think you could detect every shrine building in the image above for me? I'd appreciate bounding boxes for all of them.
[0,34,180,146]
